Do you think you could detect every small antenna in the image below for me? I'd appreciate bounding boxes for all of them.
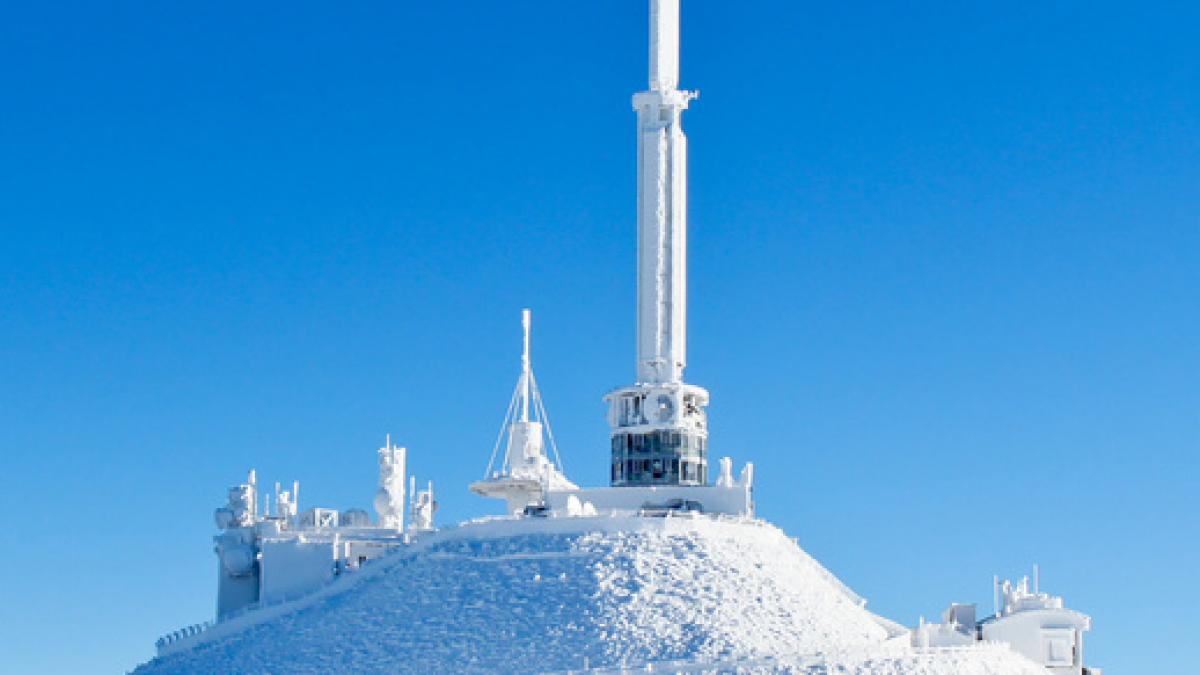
[522,309,532,372]
[520,309,532,423]
[993,575,1000,616]
[1034,564,1040,594]
[248,469,258,519]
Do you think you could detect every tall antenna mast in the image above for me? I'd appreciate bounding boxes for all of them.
[650,0,680,92]
[636,0,695,385]
[606,0,710,487]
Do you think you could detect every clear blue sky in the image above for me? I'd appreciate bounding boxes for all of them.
[1,1,1196,672]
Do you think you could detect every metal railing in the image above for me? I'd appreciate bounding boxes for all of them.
[154,621,214,653]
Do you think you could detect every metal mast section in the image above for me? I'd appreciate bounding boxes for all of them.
[471,309,577,514]
[607,0,710,487]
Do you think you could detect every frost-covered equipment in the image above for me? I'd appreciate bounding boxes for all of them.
[982,574,1093,674]
[914,570,1096,675]
[471,309,577,513]
[607,0,710,487]
[410,479,437,532]
[374,436,407,531]
[213,470,262,617]
[274,481,298,521]
[207,438,426,624]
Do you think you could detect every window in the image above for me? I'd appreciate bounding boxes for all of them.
[610,430,710,485]
[1042,630,1075,667]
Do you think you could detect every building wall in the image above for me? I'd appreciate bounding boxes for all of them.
[216,560,259,618]
[981,610,1088,675]
[259,539,335,605]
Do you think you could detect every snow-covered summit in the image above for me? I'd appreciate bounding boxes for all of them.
[139,0,1096,671]
[135,516,1046,674]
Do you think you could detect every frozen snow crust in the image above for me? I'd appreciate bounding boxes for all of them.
[135,516,1044,674]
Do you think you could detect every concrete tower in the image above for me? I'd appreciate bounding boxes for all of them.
[607,0,710,487]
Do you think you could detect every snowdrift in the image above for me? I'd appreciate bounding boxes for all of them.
[135,517,1045,674]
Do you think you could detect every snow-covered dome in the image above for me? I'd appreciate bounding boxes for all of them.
[134,517,1046,673]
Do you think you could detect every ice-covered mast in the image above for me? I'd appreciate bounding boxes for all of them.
[471,309,576,513]
[638,0,692,384]
[519,309,533,423]
[607,0,710,487]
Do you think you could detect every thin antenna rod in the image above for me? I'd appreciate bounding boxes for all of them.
[649,0,680,91]
[993,575,1000,617]
[248,469,257,520]
[520,309,532,422]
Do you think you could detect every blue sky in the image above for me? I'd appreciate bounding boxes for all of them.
[1,1,1196,672]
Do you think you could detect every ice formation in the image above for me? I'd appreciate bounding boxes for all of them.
[137,1,1098,672]
[136,517,1049,674]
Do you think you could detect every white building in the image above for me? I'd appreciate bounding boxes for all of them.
[914,572,1097,675]
[983,575,1094,674]
[211,440,436,620]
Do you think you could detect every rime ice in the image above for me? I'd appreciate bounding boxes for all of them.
[142,2,1099,673]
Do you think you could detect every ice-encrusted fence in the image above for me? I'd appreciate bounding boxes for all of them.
[154,589,316,657]
[154,621,213,653]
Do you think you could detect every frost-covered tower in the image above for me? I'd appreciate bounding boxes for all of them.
[607,0,709,487]
[472,309,576,512]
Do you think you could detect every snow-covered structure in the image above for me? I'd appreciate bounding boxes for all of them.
[142,1,1098,672]
[206,437,436,626]
[142,517,1059,675]
[607,0,710,488]
[470,309,576,515]
[470,308,753,519]
[373,440,407,530]
[983,574,1094,674]
[914,572,1096,675]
